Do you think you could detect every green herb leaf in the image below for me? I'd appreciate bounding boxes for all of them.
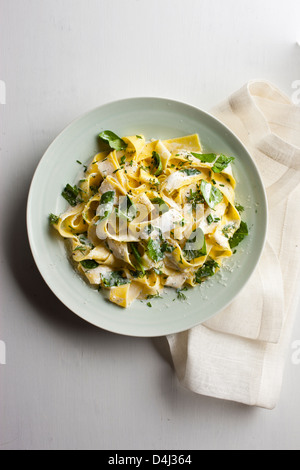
[49,213,59,225]
[98,191,115,222]
[130,243,145,274]
[235,203,245,214]
[151,197,169,215]
[147,302,152,308]
[180,168,201,176]
[62,184,80,207]
[147,238,164,263]
[200,180,223,209]
[116,195,137,222]
[147,291,162,299]
[151,151,163,176]
[229,221,249,249]
[195,259,219,283]
[191,153,217,163]
[99,131,128,151]
[161,241,175,253]
[206,214,221,225]
[176,287,188,301]
[184,228,207,261]
[80,260,99,270]
[212,154,235,173]
[78,234,94,248]
[153,268,163,275]
[101,271,131,287]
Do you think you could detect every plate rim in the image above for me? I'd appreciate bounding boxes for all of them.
[26,96,268,337]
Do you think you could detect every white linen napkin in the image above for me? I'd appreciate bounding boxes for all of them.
[167,80,300,409]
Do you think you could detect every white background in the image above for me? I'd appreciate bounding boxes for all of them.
[1,0,300,450]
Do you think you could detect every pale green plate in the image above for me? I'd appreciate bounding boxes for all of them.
[27,98,267,337]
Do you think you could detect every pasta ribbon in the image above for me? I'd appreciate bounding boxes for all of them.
[51,133,242,308]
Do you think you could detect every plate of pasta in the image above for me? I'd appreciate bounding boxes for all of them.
[27,98,267,337]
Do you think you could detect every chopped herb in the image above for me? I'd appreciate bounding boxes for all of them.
[184,228,207,261]
[212,154,235,173]
[222,223,235,238]
[235,203,245,214]
[62,184,80,207]
[180,168,201,176]
[76,160,88,172]
[97,191,115,222]
[229,221,249,249]
[206,214,213,224]
[120,155,126,166]
[187,188,205,209]
[98,131,127,151]
[200,180,223,209]
[147,302,152,308]
[144,224,154,237]
[161,241,175,254]
[90,185,98,195]
[101,271,131,287]
[74,245,88,254]
[191,153,217,163]
[195,259,219,283]
[147,292,162,299]
[80,259,99,270]
[207,214,221,225]
[49,213,59,225]
[78,234,94,248]
[176,287,188,301]
[136,135,143,139]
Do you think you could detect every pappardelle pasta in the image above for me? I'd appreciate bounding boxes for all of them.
[50,131,248,308]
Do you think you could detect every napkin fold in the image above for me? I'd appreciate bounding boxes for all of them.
[167,80,300,409]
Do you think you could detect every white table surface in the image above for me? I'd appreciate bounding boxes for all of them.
[1,0,300,451]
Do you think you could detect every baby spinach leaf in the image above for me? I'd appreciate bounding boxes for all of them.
[99,131,128,151]
[130,243,145,274]
[116,195,137,222]
[191,153,217,163]
[200,180,223,209]
[80,260,99,270]
[212,154,235,173]
[229,221,248,249]
[195,259,219,283]
[98,191,115,222]
[62,184,81,207]
[151,151,163,176]
[147,238,164,263]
